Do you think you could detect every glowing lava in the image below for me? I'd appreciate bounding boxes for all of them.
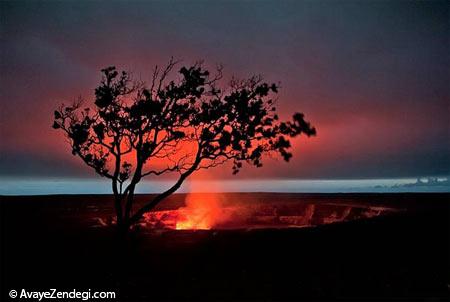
[175,193,222,230]
[140,195,399,231]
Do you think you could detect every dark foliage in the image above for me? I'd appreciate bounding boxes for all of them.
[53,59,316,228]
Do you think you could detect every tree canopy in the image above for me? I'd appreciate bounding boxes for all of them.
[53,59,316,228]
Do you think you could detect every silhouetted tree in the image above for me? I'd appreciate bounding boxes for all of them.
[53,59,316,230]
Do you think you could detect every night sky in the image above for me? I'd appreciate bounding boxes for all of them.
[1,0,449,180]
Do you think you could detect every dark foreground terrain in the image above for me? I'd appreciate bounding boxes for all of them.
[1,193,449,301]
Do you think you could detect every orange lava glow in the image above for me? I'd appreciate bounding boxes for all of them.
[140,201,397,231]
[175,193,222,230]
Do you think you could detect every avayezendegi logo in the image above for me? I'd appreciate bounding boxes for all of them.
[8,289,115,301]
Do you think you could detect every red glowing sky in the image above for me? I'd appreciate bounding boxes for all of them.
[0,1,448,179]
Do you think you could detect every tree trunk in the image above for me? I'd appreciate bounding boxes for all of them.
[128,154,202,227]
[114,194,123,226]
[124,184,136,221]
[116,218,130,236]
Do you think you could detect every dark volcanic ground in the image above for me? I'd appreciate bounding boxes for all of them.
[1,193,449,301]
